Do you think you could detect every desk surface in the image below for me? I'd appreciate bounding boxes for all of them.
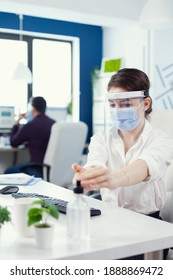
[1,180,173,260]
[0,145,25,152]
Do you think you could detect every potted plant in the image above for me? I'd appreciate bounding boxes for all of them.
[27,199,59,249]
[0,205,11,240]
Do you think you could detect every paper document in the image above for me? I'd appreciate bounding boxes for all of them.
[0,173,35,185]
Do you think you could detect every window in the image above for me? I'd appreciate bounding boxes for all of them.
[0,39,28,114]
[0,32,79,121]
[33,39,72,108]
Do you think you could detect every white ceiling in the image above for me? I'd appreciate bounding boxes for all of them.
[0,0,147,27]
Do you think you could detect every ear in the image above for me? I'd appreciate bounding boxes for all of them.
[144,97,151,111]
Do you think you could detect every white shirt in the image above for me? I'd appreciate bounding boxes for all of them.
[85,120,173,214]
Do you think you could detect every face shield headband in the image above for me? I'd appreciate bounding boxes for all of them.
[107,90,146,101]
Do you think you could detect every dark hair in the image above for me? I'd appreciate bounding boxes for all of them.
[107,68,152,117]
[31,96,47,113]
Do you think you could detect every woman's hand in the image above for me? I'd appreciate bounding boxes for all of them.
[72,160,149,192]
[72,163,86,185]
[72,164,117,192]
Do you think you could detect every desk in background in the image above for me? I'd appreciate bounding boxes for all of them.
[0,146,30,174]
[1,180,173,260]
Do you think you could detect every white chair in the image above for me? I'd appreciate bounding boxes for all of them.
[150,110,173,193]
[150,110,173,259]
[43,121,88,187]
[150,109,173,138]
[159,174,173,259]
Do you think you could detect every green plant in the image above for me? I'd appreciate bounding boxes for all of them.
[67,99,72,115]
[91,66,100,91]
[27,200,59,228]
[0,206,11,228]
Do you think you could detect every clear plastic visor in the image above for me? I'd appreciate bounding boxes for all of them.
[108,97,144,109]
[106,90,145,108]
[104,91,144,142]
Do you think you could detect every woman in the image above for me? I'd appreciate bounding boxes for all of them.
[73,68,173,259]
[73,68,173,218]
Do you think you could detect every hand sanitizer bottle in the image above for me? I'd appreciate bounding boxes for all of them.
[67,181,90,241]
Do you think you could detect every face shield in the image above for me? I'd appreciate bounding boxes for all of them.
[104,90,145,140]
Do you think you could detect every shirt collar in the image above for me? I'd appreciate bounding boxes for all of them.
[139,119,152,143]
[110,125,119,138]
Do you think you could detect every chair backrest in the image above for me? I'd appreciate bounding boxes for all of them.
[150,110,173,192]
[150,109,173,138]
[43,121,88,187]
[160,192,173,222]
[150,110,173,224]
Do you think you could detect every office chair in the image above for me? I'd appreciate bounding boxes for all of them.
[18,121,88,188]
[159,164,173,260]
[42,121,88,187]
[150,109,173,137]
[150,110,173,259]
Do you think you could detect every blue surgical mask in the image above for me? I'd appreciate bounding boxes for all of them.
[27,111,33,122]
[110,102,144,131]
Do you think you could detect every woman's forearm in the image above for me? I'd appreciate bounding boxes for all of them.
[114,159,149,187]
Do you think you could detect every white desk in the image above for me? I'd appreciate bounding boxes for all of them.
[1,180,173,260]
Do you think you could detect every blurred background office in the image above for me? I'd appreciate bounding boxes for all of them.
[0,1,173,138]
[0,0,173,176]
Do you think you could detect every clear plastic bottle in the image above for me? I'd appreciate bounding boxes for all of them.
[67,181,90,241]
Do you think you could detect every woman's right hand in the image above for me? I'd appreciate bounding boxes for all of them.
[72,163,86,185]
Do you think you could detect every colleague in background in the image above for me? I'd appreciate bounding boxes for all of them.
[4,96,55,177]
[72,68,173,259]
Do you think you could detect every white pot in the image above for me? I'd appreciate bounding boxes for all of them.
[34,225,54,249]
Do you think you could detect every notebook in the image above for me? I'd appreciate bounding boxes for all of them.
[0,173,35,185]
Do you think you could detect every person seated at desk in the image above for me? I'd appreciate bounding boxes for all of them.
[72,68,173,259]
[4,96,55,177]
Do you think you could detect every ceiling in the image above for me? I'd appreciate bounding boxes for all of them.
[0,0,147,27]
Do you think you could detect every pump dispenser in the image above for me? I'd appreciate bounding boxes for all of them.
[67,181,90,241]
[74,180,84,194]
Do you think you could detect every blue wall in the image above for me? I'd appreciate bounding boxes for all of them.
[0,12,103,142]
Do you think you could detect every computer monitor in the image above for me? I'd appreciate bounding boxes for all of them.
[46,107,67,122]
[0,106,15,134]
